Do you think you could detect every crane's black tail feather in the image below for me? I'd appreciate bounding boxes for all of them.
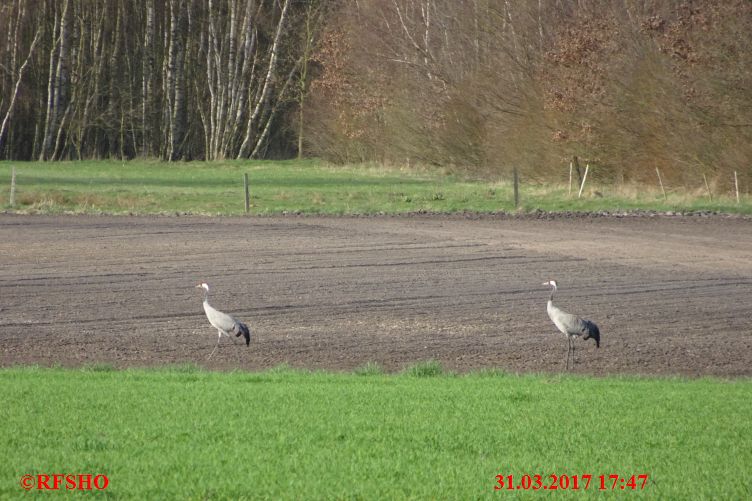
[235,322,251,346]
[582,320,601,348]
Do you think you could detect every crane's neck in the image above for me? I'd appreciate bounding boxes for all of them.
[549,286,556,303]
[202,289,209,304]
[546,295,562,321]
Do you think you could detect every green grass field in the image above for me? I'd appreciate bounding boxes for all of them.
[1,160,749,215]
[1,365,750,499]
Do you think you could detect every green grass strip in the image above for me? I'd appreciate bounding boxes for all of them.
[1,160,750,215]
[1,366,750,499]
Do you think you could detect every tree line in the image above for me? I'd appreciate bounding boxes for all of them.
[306,0,751,186]
[0,0,324,161]
[1,0,750,186]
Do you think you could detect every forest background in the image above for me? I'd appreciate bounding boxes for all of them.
[1,0,749,189]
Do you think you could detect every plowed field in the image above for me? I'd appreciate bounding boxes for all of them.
[2,214,750,376]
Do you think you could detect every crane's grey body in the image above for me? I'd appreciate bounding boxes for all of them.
[197,283,251,359]
[543,280,600,370]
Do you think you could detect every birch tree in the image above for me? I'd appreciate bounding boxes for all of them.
[165,0,188,160]
[39,0,72,160]
[0,1,41,156]
[236,0,292,159]
[202,0,260,160]
[141,0,156,157]
[0,0,330,161]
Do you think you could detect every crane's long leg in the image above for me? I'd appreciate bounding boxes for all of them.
[207,343,219,360]
[572,339,576,368]
[208,330,240,359]
[207,330,222,360]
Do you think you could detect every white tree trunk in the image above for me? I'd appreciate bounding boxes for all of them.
[237,0,290,159]
[0,26,41,154]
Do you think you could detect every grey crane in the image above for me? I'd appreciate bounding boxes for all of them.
[196,282,251,359]
[543,280,600,370]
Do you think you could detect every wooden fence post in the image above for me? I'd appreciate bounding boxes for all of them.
[513,167,519,209]
[734,171,740,204]
[244,173,250,213]
[9,166,16,207]
[577,164,589,198]
[656,167,667,201]
[702,174,712,202]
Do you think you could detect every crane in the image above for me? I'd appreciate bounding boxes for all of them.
[196,282,251,359]
[543,280,600,370]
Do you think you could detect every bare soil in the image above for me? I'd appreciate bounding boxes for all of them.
[1,213,750,376]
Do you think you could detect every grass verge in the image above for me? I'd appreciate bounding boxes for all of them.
[1,365,750,499]
[1,160,750,215]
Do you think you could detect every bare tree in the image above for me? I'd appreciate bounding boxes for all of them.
[165,0,188,160]
[39,0,72,160]
[141,0,156,157]
[1,0,330,161]
[203,0,259,160]
[237,0,292,159]
[0,2,41,156]
[289,0,331,159]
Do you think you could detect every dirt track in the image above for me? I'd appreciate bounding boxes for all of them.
[1,213,751,376]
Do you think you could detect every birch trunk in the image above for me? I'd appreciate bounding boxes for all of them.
[106,0,124,157]
[166,0,187,160]
[224,0,258,156]
[45,0,72,159]
[84,8,107,158]
[0,24,41,154]
[205,0,262,160]
[142,0,155,157]
[39,1,62,160]
[252,59,299,158]
[237,0,291,159]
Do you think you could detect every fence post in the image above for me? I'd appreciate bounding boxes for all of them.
[577,164,589,198]
[9,166,16,207]
[244,173,250,213]
[656,167,667,201]
[702,173,712,202]
[568,161,573,197]
[513,167,519,209]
